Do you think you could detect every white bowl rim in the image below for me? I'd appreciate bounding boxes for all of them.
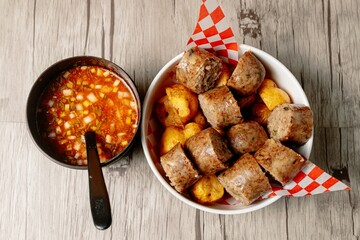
[141,44,312,214]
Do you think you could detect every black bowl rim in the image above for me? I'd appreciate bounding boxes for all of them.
[26,55,142,170]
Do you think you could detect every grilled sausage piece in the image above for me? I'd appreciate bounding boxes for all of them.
[227,51,265,96]
[217,153,271,205]
[267,103,313,145]
[160,143,201,193]
[254,139,306,186]
[176,47,223,94]
[185,128,232,175]
[227,121,268,155]
[198,86,243,129]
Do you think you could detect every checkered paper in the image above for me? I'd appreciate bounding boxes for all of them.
[217,161,351,206]
[186,0,239,65]
[262,161,350,198]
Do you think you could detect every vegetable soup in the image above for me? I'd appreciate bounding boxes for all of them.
[37,66,139,165]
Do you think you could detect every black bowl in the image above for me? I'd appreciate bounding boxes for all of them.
[26,56,141,169]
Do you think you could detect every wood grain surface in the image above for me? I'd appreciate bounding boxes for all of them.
[0,0,359,239]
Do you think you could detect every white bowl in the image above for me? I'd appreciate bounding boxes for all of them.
[141,44,313,214]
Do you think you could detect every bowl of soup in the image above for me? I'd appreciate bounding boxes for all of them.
[27,56,141,169]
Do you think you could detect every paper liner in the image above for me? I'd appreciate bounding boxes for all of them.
[186,0,238,65]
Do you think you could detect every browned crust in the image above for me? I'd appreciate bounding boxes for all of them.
[160,143,201,192]
[227,51,266,96]
[253,139,306,186]
[218,153,271,205]
[226,121,268,154]
[185,128,232,174]
[176,47,223,94]
[198,86,243,129]
[267,103,313,145]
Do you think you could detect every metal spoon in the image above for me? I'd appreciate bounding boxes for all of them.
[85,131,112,230]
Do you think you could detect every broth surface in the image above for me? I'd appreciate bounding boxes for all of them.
[37,66,138,165]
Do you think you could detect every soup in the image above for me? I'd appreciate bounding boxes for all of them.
[37,66,138,165]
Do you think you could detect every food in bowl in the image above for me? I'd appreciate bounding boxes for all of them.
[160,143,201,193]
[159,122,203,155]
[156,47,312,205]
[176,47,223,94]
[141,44,314,213]
[217,153,271,206]
[36,65,139,165]
[155,84,198,127]
[267,103,313,145]
[227,51,266,96]
[190,175,224,204]
[226,121,268,155]
[185,127,232,174]
[254,139,306,186]
[250,103,271,126]
[198,86,243,129]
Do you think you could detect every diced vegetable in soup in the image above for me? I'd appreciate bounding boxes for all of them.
[37,66,138,165]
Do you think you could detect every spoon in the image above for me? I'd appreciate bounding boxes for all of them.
[85,131,112,230]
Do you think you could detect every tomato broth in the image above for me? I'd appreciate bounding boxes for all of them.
[37,66,138,165]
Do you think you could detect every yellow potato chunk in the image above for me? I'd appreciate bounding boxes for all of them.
[259,86,291,110]
[166,91,190,118]
[156,84,200,127]
[250,103,271,125]
[160,126,185,155]
[215,62,230,87]
[155,96,183,127]
[190,175,224,204]
[259,79,277,90]
[165,84,199,125]
[183,122,202,140]
[192,111,208,128]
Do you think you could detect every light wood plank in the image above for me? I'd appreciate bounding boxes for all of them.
[0,0,359,239]
[287,127,357,240]
[0,0,35,123]
[105,1,200,239]
[222,199,288,240]
[0,123,28,240]
[32,0,87,73]
[346,128,360,237]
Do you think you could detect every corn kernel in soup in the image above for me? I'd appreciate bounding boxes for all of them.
[37,66,138,165]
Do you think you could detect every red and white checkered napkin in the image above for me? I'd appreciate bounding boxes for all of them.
[261,161,350,199]
[186,0,239,65]
[217,160,351,205]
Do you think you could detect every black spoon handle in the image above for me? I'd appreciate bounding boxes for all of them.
[85,131,112,230]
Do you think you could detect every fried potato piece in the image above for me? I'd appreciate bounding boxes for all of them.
[192,111,208,127]
[155,95,183,127]
[259,79,277,90]
[160,123,202,155]
[160,126,185,155]
[238,94,256,109]
[156,84,199,127]
[259,86,291,110]
[190,175,224,204]
[166,84,199,124]
[215,62,230,87]
[183,122,203,140]
[250,103,271,125]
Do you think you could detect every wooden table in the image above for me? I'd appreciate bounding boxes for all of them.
[1,0,358,239]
